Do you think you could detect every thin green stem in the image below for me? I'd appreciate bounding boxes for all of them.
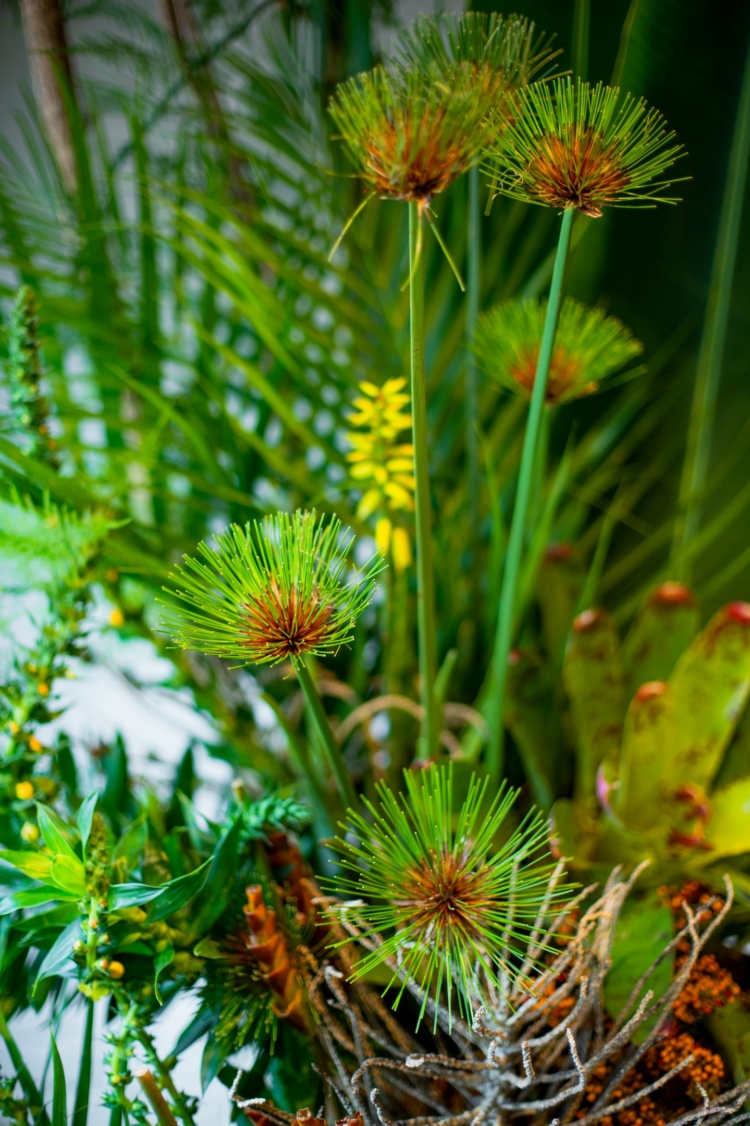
[296,658,359,811]
[485,207,574,782]
[466,166,481,538]
[409,200,439,758]
[571,0,590,80]
[671,31,750,580]
[72,999,94,1126]
[0,1009,49,1126]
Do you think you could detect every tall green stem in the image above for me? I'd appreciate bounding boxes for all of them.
[409,201,439,758]
[671,33,750,580]
[485,207,574,782]
[72,999,94,1126]
[466,167,481,528]
[296,658,359,810]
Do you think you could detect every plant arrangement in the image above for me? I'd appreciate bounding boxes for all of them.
[1,2,750,1124]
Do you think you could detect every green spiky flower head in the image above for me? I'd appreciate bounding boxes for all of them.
[474,297,643,405]
[162,510,384,666]
[329,12,553,210]
[328,765,573,1025]
[483,77,686,216]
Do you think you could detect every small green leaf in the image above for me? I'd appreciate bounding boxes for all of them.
[0,849,53,883]
[73,999,94,1126]
[112,815,147,875]
[147,858,212,923]
[0,888,77,914]
[154,942,174,1005]
[201,1030,231,1094]
[603,888,674,1044]
[51,1031,67,1126]
[35,920,81,990]
[193,936,223,959]
[49,855,87,897]
[77,791,99,855]
[109,883,165,910]
[186,821,241,935]
[37,804,80,863]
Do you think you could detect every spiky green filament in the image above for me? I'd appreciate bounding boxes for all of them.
[395,11,556,87]
[328,765,572,1025]
[162,510,384,666]
[483,77,686,215]
[474,297,643,405]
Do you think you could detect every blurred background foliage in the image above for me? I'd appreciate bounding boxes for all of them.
[0,0,749,807]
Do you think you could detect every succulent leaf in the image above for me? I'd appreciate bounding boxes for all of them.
[621,581,699,700]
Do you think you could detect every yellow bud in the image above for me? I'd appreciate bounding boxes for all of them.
[15,781,34,801]
[108,961,125,980]
[29,736,43,753]
[8,721,19,735]
[21,822,40,843]
[109,608,125,628]
[37,683,49,697]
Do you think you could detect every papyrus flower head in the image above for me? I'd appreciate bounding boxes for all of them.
[329,14,553,208]
[474,297,643,404]
[162,510,383,666]
[484,77,685,217]
[328,765,573,1025]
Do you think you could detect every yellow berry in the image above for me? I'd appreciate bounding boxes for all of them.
[37,683,49,697]
[108,961,125,980]
[21,822,40,843]
[109,608,125,628]
[15,781,34,801]
[29,736,43,753]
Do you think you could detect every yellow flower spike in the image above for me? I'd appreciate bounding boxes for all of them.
[391,527,413,573]
[15,781,35,801]
[375,517,392,556]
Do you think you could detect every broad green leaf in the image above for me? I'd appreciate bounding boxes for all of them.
[619,603,750,835]
[536,544,584,662]
[563,608,626,807]
[73,1000,94,1126]
[201,1029,231,1094]
[51,1031,67,1126]
[36,804,80,863]
[186,820,241,935]
[706,1001,750,1083]
[713,700,750,789]
[704,777,750,857]
[112,815,147,875]
[147,857,212,923]
[621,582,698,700]
[77,791,99,855]
[0,849,53,883]
[0,887,77,914]
[154,942,174,1005]
[602,888,674,1045]
[49,855,87,897]
[664,603,750,790]
[504,650,560,809]
[35,920,81,989]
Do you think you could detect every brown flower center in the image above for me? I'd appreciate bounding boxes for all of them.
[526,129,630,216]
[244,580,334,662]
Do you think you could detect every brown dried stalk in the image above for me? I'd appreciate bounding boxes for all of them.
[235,864,750,1126]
